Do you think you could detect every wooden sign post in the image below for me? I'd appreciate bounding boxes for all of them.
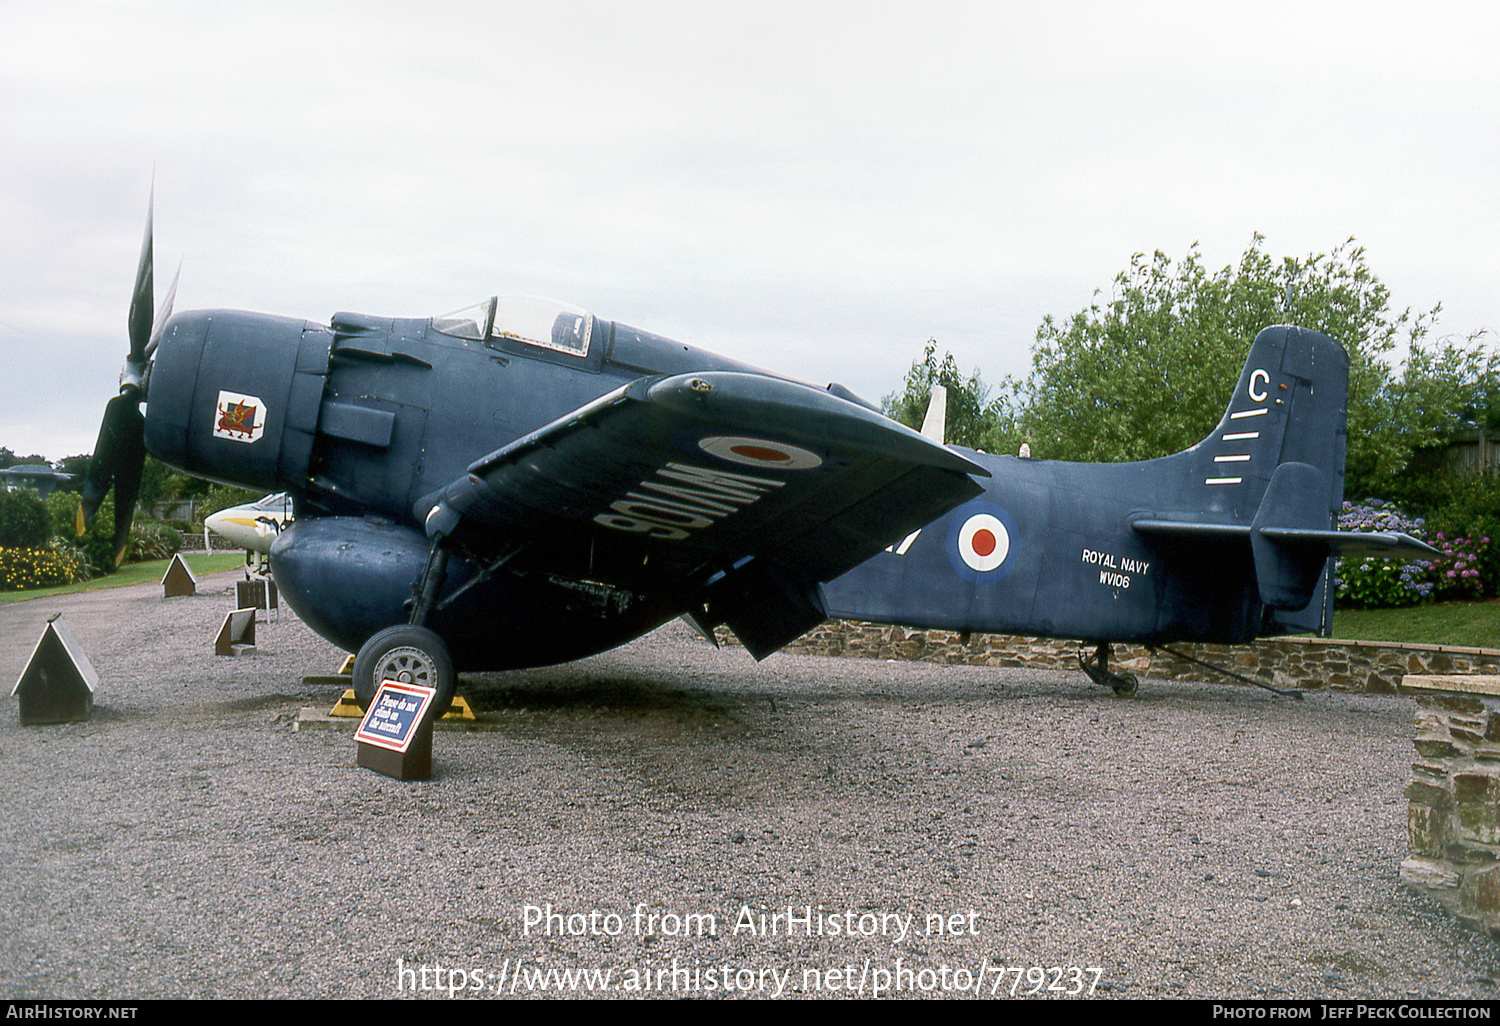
[236,576,279,615]
[213,608,257,656]
[161,554,197,597]
[12,616,100,725]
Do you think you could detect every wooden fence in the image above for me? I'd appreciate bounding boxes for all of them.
[1441,428,1500,477]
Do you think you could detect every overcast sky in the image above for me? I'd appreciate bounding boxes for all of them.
[2,1,1495,463]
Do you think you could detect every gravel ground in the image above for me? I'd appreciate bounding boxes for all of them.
[2,571,1498,1001]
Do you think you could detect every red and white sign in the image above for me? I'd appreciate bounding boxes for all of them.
[355,680,437,753]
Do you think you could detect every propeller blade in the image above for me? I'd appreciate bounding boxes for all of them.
[110,405,146,566]
[145,261,179,360]
[80,184,162,562]
[79,392,142,529]
[127,190,154,364]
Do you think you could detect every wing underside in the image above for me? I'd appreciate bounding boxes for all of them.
[418,371,987,656]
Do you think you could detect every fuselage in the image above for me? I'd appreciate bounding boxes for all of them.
[824,451,1264,645]
[142,304,1345,668]
[146,304,774,527]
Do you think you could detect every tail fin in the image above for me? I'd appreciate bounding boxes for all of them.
[1183,325,1348,521]
[1133,326,1350,627]
[1133,326,1432,630]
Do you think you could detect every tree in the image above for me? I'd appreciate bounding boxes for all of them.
[54,455,91,494]
[138,454,193,513]
[1016,237,1496,497]
[0,447,50,470]
[881,340,1021,453]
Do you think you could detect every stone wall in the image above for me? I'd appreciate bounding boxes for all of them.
[1399,675,1500,936]
[727,619,1500,694]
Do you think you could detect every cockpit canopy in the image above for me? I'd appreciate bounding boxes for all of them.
[431,295,593,358]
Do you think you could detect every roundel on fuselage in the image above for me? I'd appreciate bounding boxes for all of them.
[958,513,1009,571]
[945,501,1020,584]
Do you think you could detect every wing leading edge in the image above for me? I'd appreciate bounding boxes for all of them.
[417,371,987,657]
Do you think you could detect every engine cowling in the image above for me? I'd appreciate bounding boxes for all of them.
[144,310,331,492]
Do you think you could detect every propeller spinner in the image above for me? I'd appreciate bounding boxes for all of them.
[79,192,178,565]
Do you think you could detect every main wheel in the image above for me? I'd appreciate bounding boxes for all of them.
[352,625,456,714]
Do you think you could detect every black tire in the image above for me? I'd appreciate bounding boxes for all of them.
[352,625,456,714]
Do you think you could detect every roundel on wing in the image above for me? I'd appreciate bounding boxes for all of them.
[697,435,823,471]
[945,501,1019,584]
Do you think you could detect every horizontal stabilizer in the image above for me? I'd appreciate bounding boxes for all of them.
[1135,518,1436,615]
[1260,527,1437,560]
[1132,520,1436,559]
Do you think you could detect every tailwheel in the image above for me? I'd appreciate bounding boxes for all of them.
[353,625,456,714]
[1078,642,1139,697]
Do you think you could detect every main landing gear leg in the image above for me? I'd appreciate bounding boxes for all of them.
[1079,641,1139,697]
[352,542,457,712]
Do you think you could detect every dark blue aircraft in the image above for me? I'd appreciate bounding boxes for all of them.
[82,201,1433,708]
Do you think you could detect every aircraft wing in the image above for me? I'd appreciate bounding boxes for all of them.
[419,371,987,656]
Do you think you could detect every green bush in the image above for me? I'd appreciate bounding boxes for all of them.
[1422,471,1500,600]
[1334,491,1500,606]
[1337,558,1431,609]
[0,489,49,549]
[80,496,119,574]
[1334,499,1433,609]
[73,501,184,576]
[44,490,82,541]
[48,539,94,583]
[1426,530,1491,601]
[128,522,183,563]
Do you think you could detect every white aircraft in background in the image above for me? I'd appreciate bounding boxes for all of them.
[204,493,293,556]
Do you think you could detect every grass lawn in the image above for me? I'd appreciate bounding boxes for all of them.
[0,553,249,605]
[1331,599,1500,649]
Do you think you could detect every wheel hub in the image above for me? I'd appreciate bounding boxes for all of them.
[374,646,437,687]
